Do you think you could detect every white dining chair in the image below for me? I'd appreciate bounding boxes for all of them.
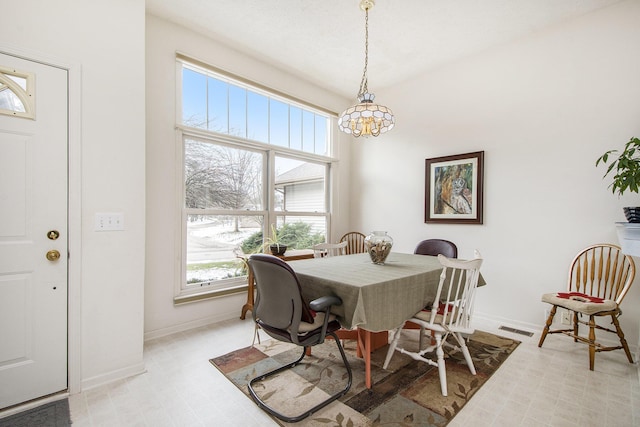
[313,241,348,258]
[383,250,483,397]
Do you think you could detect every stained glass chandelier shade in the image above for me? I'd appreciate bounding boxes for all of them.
[338,0,395,138]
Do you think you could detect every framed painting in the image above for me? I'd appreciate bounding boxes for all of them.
[425,151,484,224]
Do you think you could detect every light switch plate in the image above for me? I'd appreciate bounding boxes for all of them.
[95,213,124,231]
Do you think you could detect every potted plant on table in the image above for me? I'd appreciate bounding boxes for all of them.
[596,136,640,222]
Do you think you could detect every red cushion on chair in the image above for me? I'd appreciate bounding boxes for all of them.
[436,302,454,315]
[421,302,454,315]
[556,292,605,304]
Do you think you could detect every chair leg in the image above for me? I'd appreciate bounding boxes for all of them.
[456,333,477,376]
[383,326,403,369]
[252,324,262,346]
[538,305,557,347]
[434,332,447,397]
[611,313,635,363]
[247,332,352,423]
[588,315,596,371]
[573,311,579,342]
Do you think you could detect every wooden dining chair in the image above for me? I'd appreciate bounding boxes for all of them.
[538,243,636,370]
[383,251,483,396]
[313,241,348,258]
[339,231,366,254]
[414,239,458,258]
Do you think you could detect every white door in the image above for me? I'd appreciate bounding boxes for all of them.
[0,52,68,409]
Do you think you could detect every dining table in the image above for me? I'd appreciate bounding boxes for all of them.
[288,251,486,388]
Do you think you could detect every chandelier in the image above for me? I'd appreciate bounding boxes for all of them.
[338,0,395,138]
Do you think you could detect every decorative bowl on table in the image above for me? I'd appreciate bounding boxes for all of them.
[364,231,393,265]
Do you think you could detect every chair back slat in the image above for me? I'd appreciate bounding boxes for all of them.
[428,252,483,331]
[603,248,611,297]
[568,243,635,305]
[339,232,366,254]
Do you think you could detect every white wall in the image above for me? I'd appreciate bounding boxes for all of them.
[352,1,640,345]
[1,0,146,389]
[144,15,352,337]
[3,0,637,395]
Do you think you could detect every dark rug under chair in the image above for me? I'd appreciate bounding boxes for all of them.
[0,399,70,427]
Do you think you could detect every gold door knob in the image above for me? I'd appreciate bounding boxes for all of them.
[46,250,61,261]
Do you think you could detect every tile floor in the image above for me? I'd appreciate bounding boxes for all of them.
[67,318,640,426]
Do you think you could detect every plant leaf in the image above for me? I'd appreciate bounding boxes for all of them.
[298,384,315,397]
[596,139,640,195]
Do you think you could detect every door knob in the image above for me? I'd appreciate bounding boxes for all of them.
[46,250,61,261]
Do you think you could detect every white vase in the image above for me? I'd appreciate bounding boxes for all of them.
[364,231,393,265]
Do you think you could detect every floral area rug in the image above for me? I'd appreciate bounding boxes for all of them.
[210,329,519,426]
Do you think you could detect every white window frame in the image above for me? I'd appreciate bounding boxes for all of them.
[174,56,338,303]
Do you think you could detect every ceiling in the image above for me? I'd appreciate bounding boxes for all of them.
[146,0,622,100]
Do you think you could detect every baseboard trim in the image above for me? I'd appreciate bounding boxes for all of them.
[80,362,146,391]
[476,311,639,351]
[474,311,539,336]
[144,312,238,341]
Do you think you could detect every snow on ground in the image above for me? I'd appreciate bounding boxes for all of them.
[186,219,259,283]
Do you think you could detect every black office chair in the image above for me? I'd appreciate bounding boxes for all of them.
[247,254,352,423]
[414,239,458,258]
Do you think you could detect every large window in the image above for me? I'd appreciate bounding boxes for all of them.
[177,57,336,299]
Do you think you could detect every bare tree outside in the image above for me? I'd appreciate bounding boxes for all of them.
[184,141,225,209]
[185,139,262,231]
[183,138,264,285]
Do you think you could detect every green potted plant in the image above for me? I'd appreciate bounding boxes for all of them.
[263,224,287,256]
[596,136,640,222]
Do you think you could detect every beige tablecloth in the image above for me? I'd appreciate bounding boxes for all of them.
[288,252,486,332]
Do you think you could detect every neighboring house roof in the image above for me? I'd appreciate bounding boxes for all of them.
[275,163,324,186]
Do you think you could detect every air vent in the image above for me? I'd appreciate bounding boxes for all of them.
[498,326,534,337]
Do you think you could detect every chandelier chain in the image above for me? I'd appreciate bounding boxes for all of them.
[358,7,369,97]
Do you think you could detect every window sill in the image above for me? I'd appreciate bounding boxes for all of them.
[173,283,247,305]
